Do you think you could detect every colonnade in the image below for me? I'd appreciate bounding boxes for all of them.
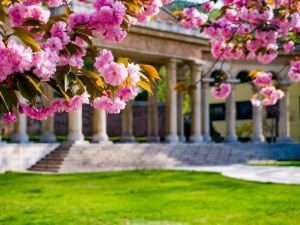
[9,59,292,144]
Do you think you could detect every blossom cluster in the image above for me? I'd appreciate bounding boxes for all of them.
[288,60,300,82]
[0,0,170,121]
[211,83,232,100]
[250,70,284,106]
[93,49,141,113]
[67,0,173,42]
[0,39,33,82]
[19,93,89,120]
[251,86,284,107]
[180,0,299,104]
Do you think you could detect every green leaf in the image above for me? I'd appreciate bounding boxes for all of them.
[55,65,71,84]
[0,5,7,22]
[16,76,38,104]
[24,74,48,100]
[65,42,82,56]
[137,80,153,95]
[74,32,92,46]
[81,68,104,88]
[23,18,44,27]
[0,85,17,111]
[140,64,160,83]
[13,27,41,52]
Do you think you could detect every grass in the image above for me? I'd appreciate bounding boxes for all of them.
[0,170,300,225]
[247,161,300,167]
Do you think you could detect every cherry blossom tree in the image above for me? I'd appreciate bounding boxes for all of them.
[0,0,172,122]
[0,0,299,123]
[176,0,300,105]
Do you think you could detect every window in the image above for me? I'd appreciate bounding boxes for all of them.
[266,102,279,119]
[210,103,226,121]
[237,101,252,120]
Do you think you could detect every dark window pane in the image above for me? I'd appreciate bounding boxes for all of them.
[237,101,252,120]
[210,103,226,121]
[266,102,279,119]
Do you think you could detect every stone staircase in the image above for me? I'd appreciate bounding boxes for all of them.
[28,144,72,172]
[28,143,300,173]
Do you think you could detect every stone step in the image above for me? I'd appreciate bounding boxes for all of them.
[28,143,73,172]
[37,159,64,164]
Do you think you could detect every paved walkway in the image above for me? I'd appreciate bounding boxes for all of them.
[174,165,300,185]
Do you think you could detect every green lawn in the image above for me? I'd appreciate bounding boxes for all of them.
[0,170,300,225]
[247,161,300,167]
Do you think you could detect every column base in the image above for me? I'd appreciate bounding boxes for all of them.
[276,136,293,144]
[121,135,136,143]
[224,135,238,143]
[67,132,85,143]
[40,133,56,143]
[65,140,89,145]
[189,134,203,143]
[179,135,186,143]
[147,135,160,143]
[92,133,112,144]
[165,134,179,143]
[11,132,29,143]
[251,134,265,143]
[203,135,212,143]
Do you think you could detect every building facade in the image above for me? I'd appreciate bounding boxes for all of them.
[4,3,300,144]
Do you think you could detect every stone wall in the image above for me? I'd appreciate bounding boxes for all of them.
[0,143,59,172]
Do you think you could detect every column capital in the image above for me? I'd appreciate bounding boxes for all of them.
[190,62,204,72]
[227,78,240,84]
[167,58,181,67]
[202,77,214,83]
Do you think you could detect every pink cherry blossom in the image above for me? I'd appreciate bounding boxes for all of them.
[95,49,114,72]
[3,112,16,123]
[288,61,300,82]
[50,22,70,45]
[251,86,284,107]
[32,49,59,81]
[117,85,140,102]
[211,83,232,100]
[41,37,63,52]
[93,96,126,113]
[127,63,141,84]
[283,41,295,53]
[102,62,128,86]
[253,71,273,87]
[181,7,208,29]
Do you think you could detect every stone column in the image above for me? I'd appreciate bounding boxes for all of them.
[147,88,160,142]
[177,65,187,142]
[202,78,212,142]
[165,59,179,143]
[189,62,203,143]
[251,87,265,143]
[121,100,135,142]
[41,85,56,142]
[92,109,111,143]
[277,83,292,143]
[67,105,85,143]
[11,93,29,143]
[224,82,238,142]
